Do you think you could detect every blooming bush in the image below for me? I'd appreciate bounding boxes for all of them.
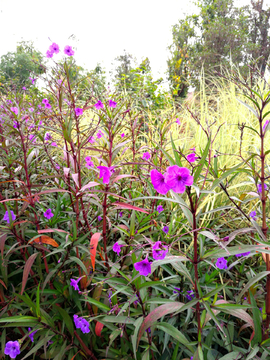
[1,48,270,360]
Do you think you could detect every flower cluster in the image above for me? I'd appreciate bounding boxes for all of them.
[73,315,90,333]
[151,166,193,195]
[46,43,74,58]
[85,156,94,168]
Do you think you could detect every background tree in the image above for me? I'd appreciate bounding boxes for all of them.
[167,0,270,99]
[0,41,45,93]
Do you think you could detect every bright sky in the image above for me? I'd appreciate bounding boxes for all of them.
[0,0,267,87]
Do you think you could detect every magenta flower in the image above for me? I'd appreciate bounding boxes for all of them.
[263,120,269,133]
[96,130,104,139]
[4,341,20,359]
[3,210,16,223]
[44,208,54,220]
[22,86,26,90]
[29,134,36,143]
[119,211,123,217]
[50,43,59,54]
[28,327,37,343]
[162,226,169,234]
[13,121,19,129]
[51,142,58,147]
[85,161,94,168]
[165,166,193,193]
[142,152,151,160]
[112,242,123,255]
[29,107,34,112]
[10,107,18,115]
[186,153,199,163]
[258,183,267,193]
[235,252,251,257]
[45,102,51,109]
[121,133,125,138]
[75,107,83,116]
[46,49,54,58]
[44,132,52,141]
[134,258,152,277]
[152,241,168,260]
[176,118,181,125]
[216,257,227,270]
[64,45,74,56]
[97,166,115,184]
[88,136,95,144]
[29,77,37,84]
[98,216,102,221]
[108,99,117,108]
[42,98,49,105]
[157,205,163,213]
[70,278,80,291]
[85,156,92,162]
[250,211,256,220]
[95,100,104,110]
[150,169,171,195]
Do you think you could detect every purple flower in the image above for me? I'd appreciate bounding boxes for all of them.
[4,341,20,359]
[13,121,19,129]
[3,210,16,223]
[97,216,102,221]
[150,169,171,195]
[50,43,59,54]
[112,242,123,255]
[42,98,49,105]
[162,226,169,234]
[88,136,95,144]
[176,118,181,125]
[235,252,251,257]
[29,134,36,143]
[80,318,90,334]
[44,132,52,141]
[44,208,54,220]
[38,120,42,130]
[142,152,151,160]
[22,86,26,90]
[46,49,54,58]
[96,130,104,139]
[186,153,199,163]
[70,278,80,291]
[97,166,115,184]
[45,102,51,109]
[173,287,181,294]
[64,45,74,56]
[10,107,18,115]
[75,107,83,116]
[85,156,92,162]
[216,257,227,270]
[134,258,152,277]
[28,327,37,343]
[121,133,125,138]
[85,161,94,168]
[258,183,267,193]
[119,212,123,217]
[108,99,117,108]
[165,166,193,193]
[95,100,104,110]
[73,315,90,333]
[29,107,34,112]
[152,241,168,260]
[51,142,57,147]
[250,211,256,220]
[186,290,195,301]
[29,77,37,84]
[263,120,269,133]
[157,205,163,213]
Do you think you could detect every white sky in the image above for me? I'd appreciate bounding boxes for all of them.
[0,0,268,87]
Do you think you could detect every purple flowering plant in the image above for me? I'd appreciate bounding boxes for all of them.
[1,49,269,359]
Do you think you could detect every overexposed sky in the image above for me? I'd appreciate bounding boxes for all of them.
[0,0,267,86]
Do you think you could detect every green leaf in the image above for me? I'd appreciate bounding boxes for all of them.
[236,271,270,303]
[236,97,258,117]
[84,298,110,312]
[53,305,74,335]
[194,137,211,182]
[249,290,262,346]
[0,316,37,323]
[156,322,195,353]
[210,162,244,191]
